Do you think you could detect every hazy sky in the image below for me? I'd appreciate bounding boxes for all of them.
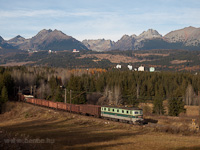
[1,0,200,41]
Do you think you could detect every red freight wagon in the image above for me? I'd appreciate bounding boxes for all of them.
[57,102,67,110]
[70,104,80,113]
[41,99,49,107]
[36,99,42,106]
[49,101,58,109]
[66,104,71,111]
[80,104,101,117]
[18,93,25,101]
[26,98,32,103]
[29,98,35,104]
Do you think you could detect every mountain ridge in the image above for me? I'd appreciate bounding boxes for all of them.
[7,29,88,51]
[2,26,200,51]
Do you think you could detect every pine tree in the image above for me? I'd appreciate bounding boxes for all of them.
[2,72,14,96]
[48,76,58,98]
[54,87,63,102]
[1,86,8,103]
[168,88,185,116]
[153,92,164,115]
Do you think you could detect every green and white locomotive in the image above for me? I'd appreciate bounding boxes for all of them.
[101,106,143,124]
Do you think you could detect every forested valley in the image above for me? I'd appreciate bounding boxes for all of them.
[0,66,200,116]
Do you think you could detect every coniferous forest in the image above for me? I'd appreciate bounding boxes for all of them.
[0,66,200,116]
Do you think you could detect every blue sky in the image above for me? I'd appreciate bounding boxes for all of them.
[1,0,200,41]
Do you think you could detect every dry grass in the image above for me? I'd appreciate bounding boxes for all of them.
[134,53,169,57]
[170,60,192,64]
[0,102,200,150]
[184,105,199,117]
[0,61,35,66]
[78,54,146,63]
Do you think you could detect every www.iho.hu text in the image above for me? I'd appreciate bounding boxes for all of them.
[4,138,55,144]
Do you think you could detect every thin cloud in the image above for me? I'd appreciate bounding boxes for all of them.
[0,9,110,18]
[0,0,200,41]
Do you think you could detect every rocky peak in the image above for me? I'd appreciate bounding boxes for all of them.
[138,29,162,40]
[16,35,24,38]
[82,39,115,51]
[164,26,200,45]
[8,35,26,43]
[38,29,52,34]
[33,29,72,41]
[120,35,131,40]
[51,29,71,39]
[131,34,137,38]
[0,36,4,42]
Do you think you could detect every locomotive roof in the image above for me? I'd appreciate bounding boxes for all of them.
[102,105,142,110]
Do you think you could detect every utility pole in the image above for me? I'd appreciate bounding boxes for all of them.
[64,88,67,104]
[30,86,33,95]
[137,83,139,99]
[70,90,72,113]
[199,93,200,128]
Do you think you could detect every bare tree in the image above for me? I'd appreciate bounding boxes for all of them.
[36,80,51,99]
[103,85,122,105]
[185,84,194,105]
[113,85,122,105]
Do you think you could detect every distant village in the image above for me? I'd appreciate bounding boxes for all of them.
[28,48,155,72]
[115,64,155,72]
[28,49,80,54]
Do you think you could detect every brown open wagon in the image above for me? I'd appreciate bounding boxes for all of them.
[49,101,58,109]
[79,104,101,117]
[41,99,49,107]
[26,98,32,103]
[18,93,25,101]
[57,102,67,110]
[35,99,42,106]
[70,104,80,113]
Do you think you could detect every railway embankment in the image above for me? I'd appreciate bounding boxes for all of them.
[0,102,200,150]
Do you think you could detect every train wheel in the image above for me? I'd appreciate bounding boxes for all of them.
[129,121,133,124]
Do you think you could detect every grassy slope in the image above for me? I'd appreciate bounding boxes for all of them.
[0,102,200,150]
[1,49,200,71]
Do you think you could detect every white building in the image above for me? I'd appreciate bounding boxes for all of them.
[127,65,133,70]
[48,50,56,54]
[73,49,79,53]
[116,64,122,69]
[149,67,155,72]
[138,65,145,71]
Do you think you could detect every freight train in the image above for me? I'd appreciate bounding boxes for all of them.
[18,93,143,124]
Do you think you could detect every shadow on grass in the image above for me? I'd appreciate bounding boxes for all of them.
[1,118,147,149]
[67,142,133,150]
[175,146,200,150]
[144,118,158,124]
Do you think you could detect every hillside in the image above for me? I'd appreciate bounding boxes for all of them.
[0,102,200,150]
[82,27,200,51]
[0,49,199,71]
[7,29,89,51]
[0,36,15,49]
